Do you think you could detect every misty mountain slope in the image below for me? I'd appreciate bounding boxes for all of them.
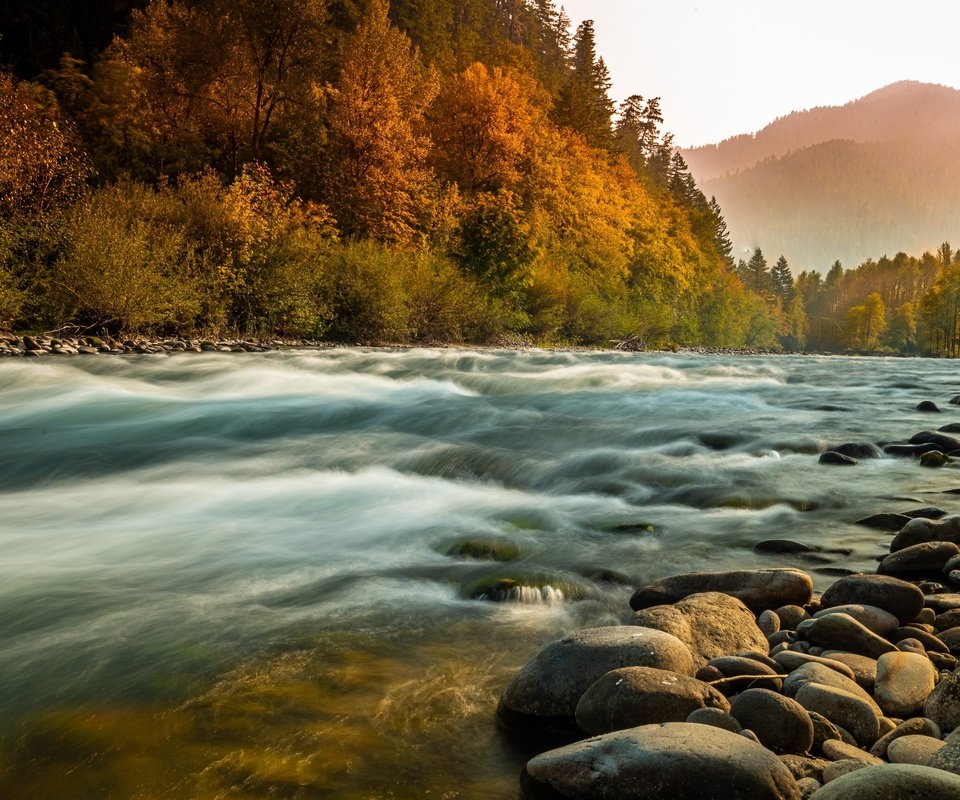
[683,82,960,268]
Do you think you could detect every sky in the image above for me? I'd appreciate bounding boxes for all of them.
[560,1,960,148]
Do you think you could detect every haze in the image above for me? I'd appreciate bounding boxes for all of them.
[561,0,960,147]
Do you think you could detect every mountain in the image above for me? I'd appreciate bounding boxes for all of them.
[682,82,960,269]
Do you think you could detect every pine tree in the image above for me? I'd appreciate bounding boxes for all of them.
[744,247,772,296]
[550,19,613,150]
[708,196,735,270]
[771,255,795,306]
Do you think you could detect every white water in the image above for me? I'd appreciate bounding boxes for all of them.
[1,348,958,797]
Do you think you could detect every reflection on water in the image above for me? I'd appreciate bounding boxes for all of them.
[0,349,957,796]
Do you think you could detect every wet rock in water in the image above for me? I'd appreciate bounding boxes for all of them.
[916,401,942,413]
[520,722,802,800]
[821,739,884,765]
[729,689,814,755]
[794,683,881,747]
[803,613,898,660]
[921,450,951,468]
[923,667,960,734]
[879,541,960,575]
[928,730,960,775]
[869,717,942,759]
[874,652,938,718]
[445,537,520,561]
[818,451,858,466]
[630,568,813,612]
[755,540,820,555]
[886,734,945,765]
[629,591,768,668]
[685,706,742,732]
[854,512,912,531]
[808,763,960,799]
[951,395,960,405]
[782,663,879,709]
[812,604,898,637]
[911,430,960,451]
[819,574,924,625]
[884,442,943,457]
[759,609,781,637]
[905,506,948,519]
[498,626,695,732]
[831,442,881,460]
[574,666,729,735]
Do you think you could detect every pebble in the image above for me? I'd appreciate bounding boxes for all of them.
[819,574,924,625]
[812,604,898,636]
[820,739,883,764]
[819,651,878,691]
[879,541,960,575]
[803,613,897,660]
[923,666,960,734]
[729,688,814,755]
[886,734,945,765]
[869,717,941,759]
[874,651,938,718]
[821,759,868,783]
[685,706,742,733]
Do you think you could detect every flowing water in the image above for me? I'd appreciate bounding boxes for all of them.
[1,348,958,798]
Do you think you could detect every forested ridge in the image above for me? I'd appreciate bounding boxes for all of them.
[0,1,957,355]
[683,82,960,270]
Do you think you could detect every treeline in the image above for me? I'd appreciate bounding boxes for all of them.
[0,0,793,347]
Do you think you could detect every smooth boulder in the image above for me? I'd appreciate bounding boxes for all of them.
[575,666,728,735]
[879,541,960,574]
[887,735,945,766]
[630,569,813,612]
[875,652,938,718]
[812,604,898,636]
[803,613,898,660]
[819,575,924,625]
[730,689,814,755]
[808,763,960,799]
[499,626,695,728]
[522,722,801,800]
[630,591,768,667]
[795,682,880,747]
[923,666,960,734]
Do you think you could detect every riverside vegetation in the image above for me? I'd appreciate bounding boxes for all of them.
[2,0,959,354]
[505,408,960,798]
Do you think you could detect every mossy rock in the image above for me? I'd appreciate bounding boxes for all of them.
[444,538,520,562]
[606,522,657,534]
[462,572,587,603]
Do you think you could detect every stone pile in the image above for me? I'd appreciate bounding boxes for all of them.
[501,561,960,799]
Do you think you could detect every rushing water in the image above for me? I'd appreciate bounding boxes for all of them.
[1,348,959,797]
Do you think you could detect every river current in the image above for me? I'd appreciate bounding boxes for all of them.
[1,348,958,797]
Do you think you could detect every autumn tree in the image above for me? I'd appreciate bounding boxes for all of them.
[429,62,547,193]
[327,0,438,241]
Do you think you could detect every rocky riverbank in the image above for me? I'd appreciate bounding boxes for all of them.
[499,414,960,799]
[0,332,325,356]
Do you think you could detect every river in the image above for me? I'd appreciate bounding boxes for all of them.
[0,348,956,797]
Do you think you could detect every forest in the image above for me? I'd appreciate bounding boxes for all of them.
[0,0,957,355]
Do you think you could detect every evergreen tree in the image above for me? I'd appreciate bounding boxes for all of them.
[708,196,735,270]
[771,255,795,306]
[551,19,613,149]
[744,247,772,296]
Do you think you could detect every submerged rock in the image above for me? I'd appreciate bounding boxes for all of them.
[818,451,858,466]
[630,569,813,612]
[854,512,912,531]
[916,401,942,413]
[521,722,802,800]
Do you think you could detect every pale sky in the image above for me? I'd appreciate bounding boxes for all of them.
[560,1,960,147]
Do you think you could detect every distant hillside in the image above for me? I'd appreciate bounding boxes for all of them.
[682,82,960,269]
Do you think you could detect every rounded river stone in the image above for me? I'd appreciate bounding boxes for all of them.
[807,763,960,799]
